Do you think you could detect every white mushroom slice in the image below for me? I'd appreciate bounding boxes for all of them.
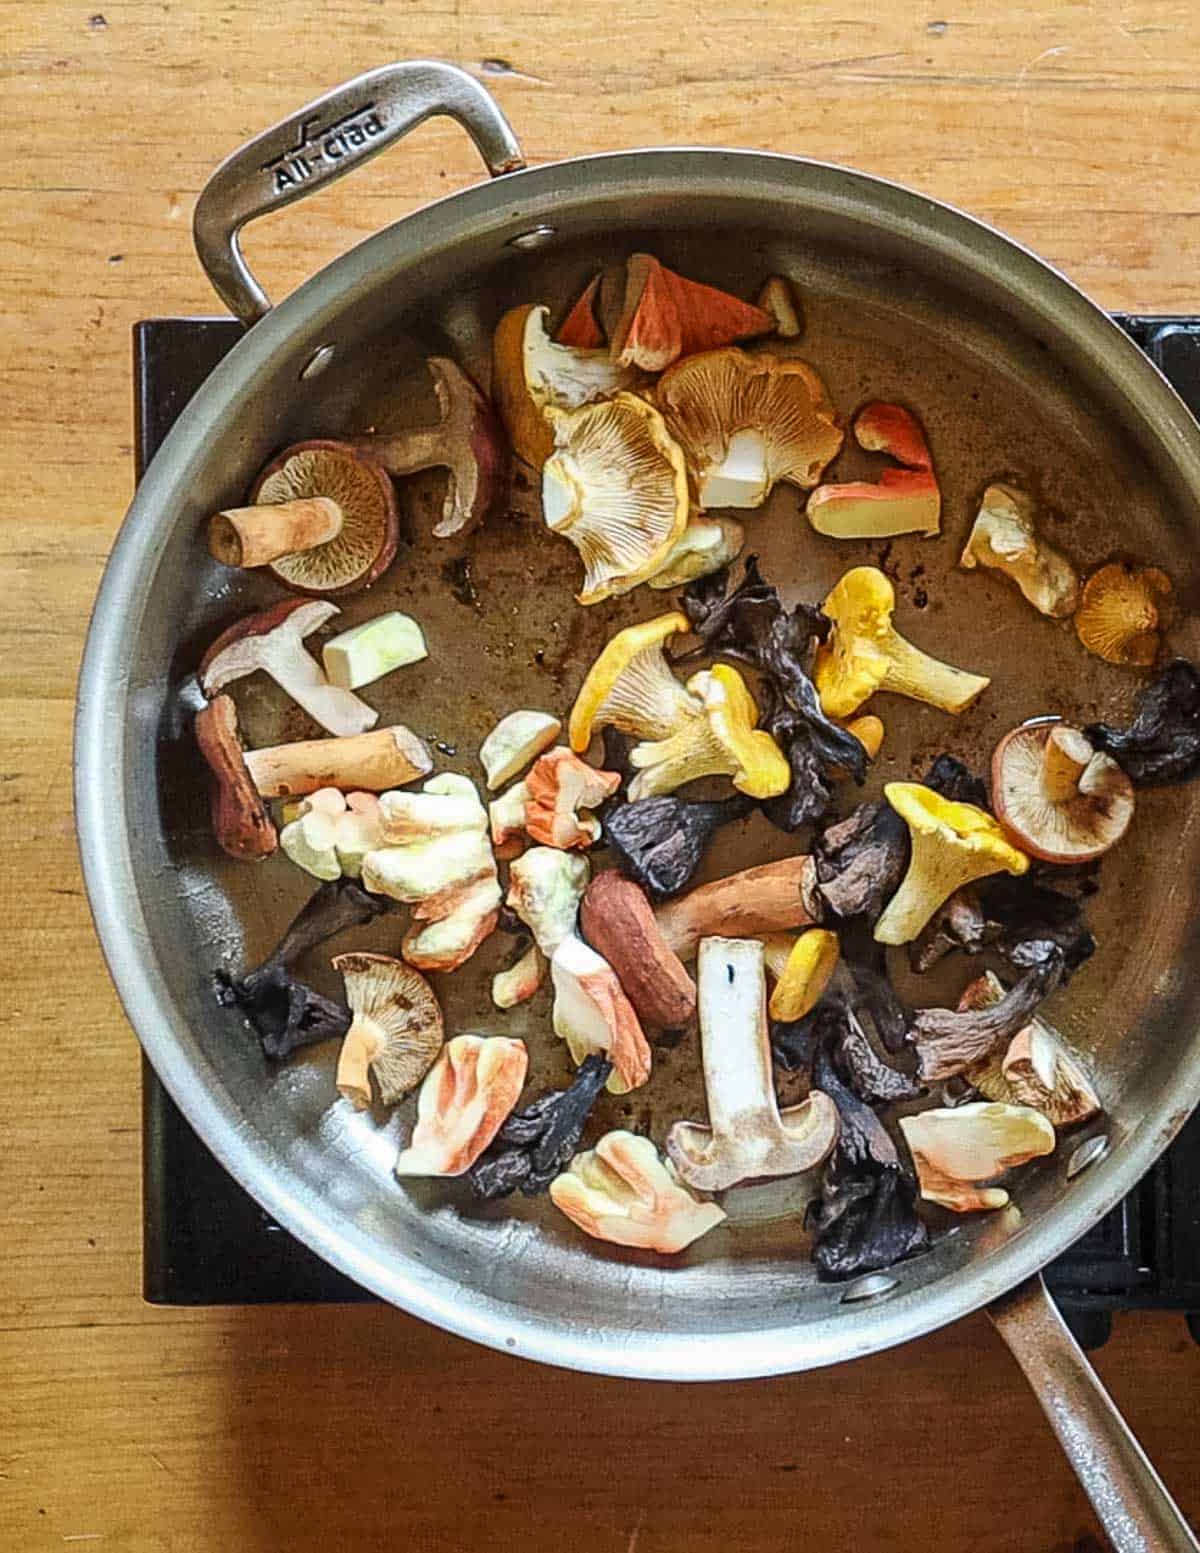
[402,874,503,973]
[646,514,745,590]
[900,1102,1056,1212]
[961,972,1102,1128]
[550,1131,727,1254]
[479,709,562,790]
[506,847,590,958]
[321,611,427,689]
[395,1035,528,1177]
[550,932,652,1094]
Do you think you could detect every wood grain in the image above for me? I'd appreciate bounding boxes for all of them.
[3,1,1199,1548]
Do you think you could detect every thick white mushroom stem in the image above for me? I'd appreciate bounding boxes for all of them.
[208,497,343,569]
[1040,725,1093,802]
[335,1012,386,1110]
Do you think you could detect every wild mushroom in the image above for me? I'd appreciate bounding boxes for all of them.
[394,1035,529,1177]
[811,799,910,922]
[1075,561,1171,667]
[1087,658,1200,786]
[628,663,791,801]
[755,275,803,337]
[666,937,838,1191]
[611,254,772,372]
[767,928,840,1022]
[541,392,691,604]
[234,440,399,595]
[550,932,652,1094]
[909,948,1068,1082]
[332,952,443,1110]
[200,599,377,739]
[555,274,604,349]
[568,613,699,752]
[479,709,562,790]
[807,402,941,540]
[193,695,277,860]
[900,1102,1056,1212]
[815,567,991,718]
[960,971,1102,1126]
[347,357,507,539]
[603,792,753,900]
[655,855,817,960]
[203,441,395,590]
[321,611,427,690]
[646,515,746,590]
[521,746,621,849]
[492,303,639,469]
[655,347,842,510]
[506,846,590,958]
[468,1054,613,1199]
[491,943,547,1010]
[550,1130,727,1253]
[874,783,1029,946]
[243,725,433,799]
[403,875,503,973]
[991,721,1135,863]
[580,871,697,1029]
[959,484,1079,618]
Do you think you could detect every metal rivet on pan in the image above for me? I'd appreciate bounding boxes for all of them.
[300,344,336,381]
[840,1272,899,1304]
[1067,1133,1110,1179]
[508,225,557,251]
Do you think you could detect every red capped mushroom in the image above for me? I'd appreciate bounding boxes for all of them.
[991,721,1135,863]
[807,401,940,540]
[555,273,604,348]
[612,254,773,373]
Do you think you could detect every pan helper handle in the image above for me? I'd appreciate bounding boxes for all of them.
[193,60,525,326]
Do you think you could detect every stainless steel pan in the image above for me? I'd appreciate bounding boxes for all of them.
[76,61,1200,1550]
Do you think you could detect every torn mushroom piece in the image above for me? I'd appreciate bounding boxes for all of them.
[395,1035,528,1177]
[349,357,506,539]
[1075,561,1171,667]
[908,947,1068,1083]
[555,273,604,349]
[603,792,752,901]
[333,952,443,1110]
[550,1130,727,1254]
[755,275,803,337]
[542,392,691,604]
[468,1054,613,1200]
[551,932,652,1094]
[611,254,772,372]
[520,747,621,849]
[321,611,427,690]
[960,972,1102,1127]
[628,664,790,801]
[194,695,277,861]
[991,721,1134,863]
[238,440,399,595]
[874,783,1029,946]
[492,303,640,469]
[646,514,746,590]
[491,943,547,1010]
[808,402,941,540]
[900,1102,1056,1212]
[655,855,817,960]
[656,347,842,510]
[812,798,910,923]
[200,599,377,739]
[959,484,1079,618]
[1087,659,1200,786]
[667,937,838,1191]
[495,846,591,1008]
[568,613,699,752]
[816,567,990,718]
[767,928,839,1023]
[244,725,433,800]
[580,872,696,1030]
[479,709,562,791]
[280,788,384,881]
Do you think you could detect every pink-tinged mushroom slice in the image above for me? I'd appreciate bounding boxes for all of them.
[549,1130,727,1254]
[395,1035,528,1177]
[550,932,652,1095]
[900,1101,1055,1212]
[612,254,773,372]
[521,746,621,849]
[807,402,941,540]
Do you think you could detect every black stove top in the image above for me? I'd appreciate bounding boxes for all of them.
[136,312,1200,1348]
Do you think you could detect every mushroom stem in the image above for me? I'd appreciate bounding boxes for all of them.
[208,497,343,568]
[335,1012,386,1109]
[1041,725,1092,802]
[245,725,433,798]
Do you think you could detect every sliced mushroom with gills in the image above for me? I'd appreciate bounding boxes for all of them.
[193,694,277,861]
[1075,561,1171,667]
[395,1035,529,1178]
[611,254,773,372]
[991,721,1135,863]
[550,932,652,1095]
[224,440,400,595]
[960,971,1102,1127]
[347,357,507,540]
[333,952,444,1111]
[959,484,1079,618]
[646,514,746,591]
[541,393,691,604]
[654,854,817,960]
[655,347,842,510]
[244,724,433,800]
[200,599,377,739]
[815,567,990,718]
[580,871,697,1030]
[479,708,562,790]
[900,1102,1056,1212]
[666,937,838,1192]
[568,613,700,752]
[808,402,941,540]
[550,1130,727,1254]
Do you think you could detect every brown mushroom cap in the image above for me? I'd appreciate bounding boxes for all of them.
[250,440,398,597]
[991,721,1135,863]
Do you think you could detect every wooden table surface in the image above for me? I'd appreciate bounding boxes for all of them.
[5,2,1200,1548]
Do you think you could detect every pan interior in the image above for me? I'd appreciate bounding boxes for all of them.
[107,163,1200,1368]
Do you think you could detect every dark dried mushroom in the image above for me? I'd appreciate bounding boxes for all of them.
[773,963,919,1100]
[812,799,910,922]
[909,886,989,972]
[602,791,752,900]
[908,945,1067,1083]
[467,1055,613,1200]
[1086,659,1200,787]
[924,753,988,809]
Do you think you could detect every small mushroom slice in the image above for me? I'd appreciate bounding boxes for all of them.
[491,942,547,1010]
[646,514,746,591]
[961,971,1102,1127]
[611,254,773,373]
[666,937,838,1192]
[808,402,941,541]
[551,933,653,1094]
[242,440,400,595]
[200,599,377,739]
[193,695,277,861]
[395,1035,528,1177]
[900,1102,1055,1212]
[1075,562,1171,667]
[755,275,803,338]
[522,747,621,849]
[991,721,1135,863]
[959,484,1079,619]
[479,709,562,790]
[555,273,604,349]
[569,613,699,752]
[333,952,443,1110]
[321,611,427,690]
[550,1131,727,1254]
[348,357,507,540]
[767,928,839,1022]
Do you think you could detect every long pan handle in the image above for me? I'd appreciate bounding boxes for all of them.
[989,1275,1198,1553]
